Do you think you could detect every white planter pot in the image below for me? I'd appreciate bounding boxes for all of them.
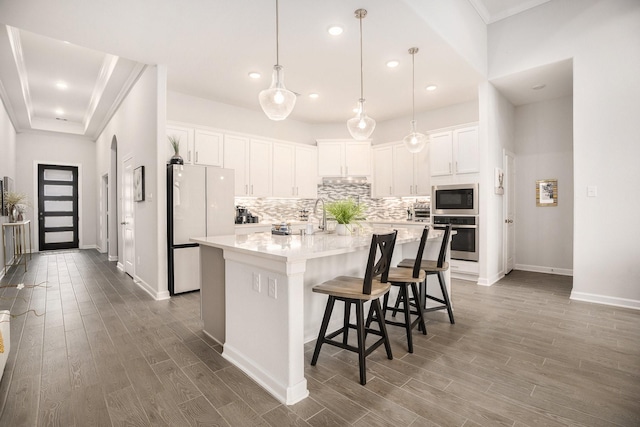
[336,223,349,236]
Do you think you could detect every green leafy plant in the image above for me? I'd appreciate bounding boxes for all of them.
[168,135,180,155]
[324,198,366,224]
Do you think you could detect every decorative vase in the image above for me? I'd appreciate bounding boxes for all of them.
[169,153,184,165]
[8,207,17,223]
[336,223,349,236]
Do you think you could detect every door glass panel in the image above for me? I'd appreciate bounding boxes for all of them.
[43,169,73,181]
[44,216,74,228]
[44,231,74,243]
[44,200,73,212]
[44,184,73,196]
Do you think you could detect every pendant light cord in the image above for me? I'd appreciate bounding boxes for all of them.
[411,50,415,122]
[359,13,364,100]
[275,0,280,66]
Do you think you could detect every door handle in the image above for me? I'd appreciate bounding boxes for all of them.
[504,219,513,223]
[120,221,128,225]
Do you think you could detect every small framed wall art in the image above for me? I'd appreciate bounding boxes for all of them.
[536,179,557,207]
[134,166,145,202]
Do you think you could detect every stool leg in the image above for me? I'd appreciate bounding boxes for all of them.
[400,284,414,353]
[355,300,367,385]
[343,301,351,345]
[373,297,393,360]
[411,282,427,335]
[438,272,455,324]
[391,291,403,317]
[311,296,336,366]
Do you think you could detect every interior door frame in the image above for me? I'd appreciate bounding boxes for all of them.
[33,160,83,252]
[121,155,135,278]
[502,149,515,275]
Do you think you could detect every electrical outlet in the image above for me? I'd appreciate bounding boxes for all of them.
[268,278,277,299]
[252,273,261,292]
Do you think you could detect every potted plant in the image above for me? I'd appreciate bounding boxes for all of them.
[168,135,184,165]
[3,191,29,222]
[324,198,366,235]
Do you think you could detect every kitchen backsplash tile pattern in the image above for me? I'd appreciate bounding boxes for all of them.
[236,183,420,223]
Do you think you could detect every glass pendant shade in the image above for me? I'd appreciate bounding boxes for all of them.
[347,99,376,140]
[403,120,427,153]
[259,65,296,121]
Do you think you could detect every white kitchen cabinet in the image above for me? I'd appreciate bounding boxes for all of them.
[294,145,317,198]
[272,143,317,198]
[248,138,272,197]
[317,140,371,177]
[372,146,393,197]
[194,129,224,167]
[224,135,272,197]
[223,134,250,196]
[429,125,479,177]
[166,125,194,164]
[394,143,431,197]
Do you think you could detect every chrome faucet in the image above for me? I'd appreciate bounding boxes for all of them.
[314,198,327,231]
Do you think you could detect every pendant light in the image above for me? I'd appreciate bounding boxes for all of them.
[403,47,427,153]
[347,8,376,140]
[259,0,296,121]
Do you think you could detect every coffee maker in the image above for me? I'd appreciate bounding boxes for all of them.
[235,206,258,224]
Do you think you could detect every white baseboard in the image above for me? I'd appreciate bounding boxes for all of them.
[116,262,124,271]
[108,255,118,262]
[570,291,640,311]
[133,275,170,301]
[515,264,573,276]
[80,244,96,250]
[476,271,504,286]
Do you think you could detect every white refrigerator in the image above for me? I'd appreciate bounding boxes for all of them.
[167,164,235,294]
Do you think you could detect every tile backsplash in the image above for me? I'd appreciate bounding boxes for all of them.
[236,183,422,223]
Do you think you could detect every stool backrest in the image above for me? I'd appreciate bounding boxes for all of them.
[363,230,397,295]
[436,224,452,268]
[411,226,430,278]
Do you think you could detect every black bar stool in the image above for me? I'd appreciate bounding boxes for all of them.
[397,225,454,324]
[370,226,429,353]
[310,231,397,385]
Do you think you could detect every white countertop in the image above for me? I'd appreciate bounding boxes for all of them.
[192,225,440,263]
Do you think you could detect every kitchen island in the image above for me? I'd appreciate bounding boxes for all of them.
[191,226,451,405]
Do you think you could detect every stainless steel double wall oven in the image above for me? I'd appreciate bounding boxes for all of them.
[431,183,479,262]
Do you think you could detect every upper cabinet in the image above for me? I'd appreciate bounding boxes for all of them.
[224,134,272,197]
[166,124,194,164]
[166,123,223,167]
[272,143,318,198]
[429,125,479,177]
[392,143,430,197]
[317,140,371,177]
[194,129,224,167]
[372,143,430,198]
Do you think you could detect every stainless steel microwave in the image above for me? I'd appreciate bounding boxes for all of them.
[432,183,479,215]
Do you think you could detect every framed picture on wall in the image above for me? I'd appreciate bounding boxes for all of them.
[536,179,557,207]
[134,166,145,202]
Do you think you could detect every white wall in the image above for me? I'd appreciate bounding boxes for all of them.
[96,65,168,299]
[168,91,314,145]
[489,0,640,308]
[14,131,96,251]
[514,96,573,274]
[0,101,17,276]
[478,82,515,286]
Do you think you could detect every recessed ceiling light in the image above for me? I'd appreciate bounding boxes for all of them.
[309,93,319,99]
[426,85,437,91]
[56,82,68,90]
[532,84,546,90]
[386,60,399,68]
[248,72,261,79]
[327,26,343,36]
[55,108,64,115]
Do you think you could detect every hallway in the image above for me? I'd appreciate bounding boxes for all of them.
[0,250,638,426]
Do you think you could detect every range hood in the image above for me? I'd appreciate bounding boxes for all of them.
[322,176,368,185]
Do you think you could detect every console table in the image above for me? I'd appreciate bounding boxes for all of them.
[2,220,32,274]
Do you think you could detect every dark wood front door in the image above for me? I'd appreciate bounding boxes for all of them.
[38,164,79,251]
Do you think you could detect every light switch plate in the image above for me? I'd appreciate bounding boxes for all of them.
[252,273,261,292]
[268,278,277,299]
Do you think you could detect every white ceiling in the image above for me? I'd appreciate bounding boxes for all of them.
[0,0,564,138]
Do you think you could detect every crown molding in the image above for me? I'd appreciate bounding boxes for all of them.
[6,26,33,126]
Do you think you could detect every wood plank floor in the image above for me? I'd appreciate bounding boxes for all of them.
[0,250,638,426]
